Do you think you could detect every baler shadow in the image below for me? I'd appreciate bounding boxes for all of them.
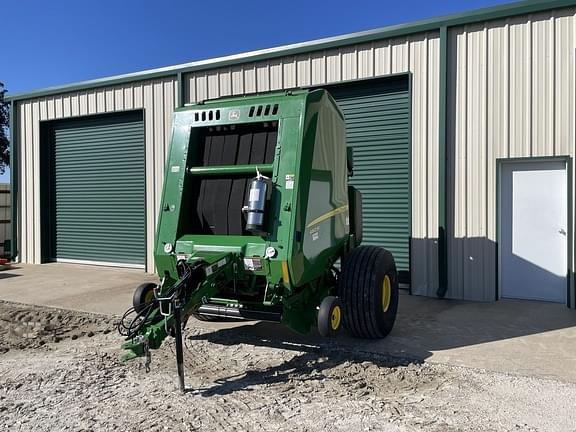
[185,322,419,397]
[0,272,21,280]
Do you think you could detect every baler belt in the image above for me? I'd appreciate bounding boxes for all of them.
[194,127,278,235]
[228,133,253,235]
[214,134,239,234]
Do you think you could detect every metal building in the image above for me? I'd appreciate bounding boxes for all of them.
[6,0,576,307]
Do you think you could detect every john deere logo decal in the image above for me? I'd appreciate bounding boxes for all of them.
[229,109,240,120]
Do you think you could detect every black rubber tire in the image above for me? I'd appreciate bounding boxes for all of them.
[132,283,157,313]
[339,245,399,338]
[317,296,343,337]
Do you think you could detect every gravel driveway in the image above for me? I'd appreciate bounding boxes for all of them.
[0,301,575,431]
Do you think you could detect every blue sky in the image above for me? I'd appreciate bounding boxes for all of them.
[0,0,513,183]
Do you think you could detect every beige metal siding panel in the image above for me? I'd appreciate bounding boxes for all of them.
[55,97,63,118]
[269,59,283,90]
[25,102,34,263]
[325,49,341,83]
[123,86,134,111]
[87,91,97,114]
[207,71,219,99]
[256,63,270,92]
[96,89,106,114]
[46,97,55,120]
[311,52,326,85]
[243,64,257,94]
[555,10,575,156]
[78,92,88,116]
[487,21,509,243]
[231,67,244,96]
[153,81,166,237]
[410,36,428,241]
[465,24,489,300]
[134,83,144,109]
[532,13,555,156]
[105,88,114,112]
[219,68,232,97]
[410,33,440,297]
[392,39,409,73]
[31,101,41,264]
[341,46,357,81]
[358,43,374,78]
[509,16,532,157]
[282,57,297,88]
[143,82,156,272]
[374,40,392,76]
[184,73,196,103]
[427,36,440,237]
[296,54,311,87]
[196,73,208,101]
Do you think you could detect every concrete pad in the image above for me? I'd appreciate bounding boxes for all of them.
[0,263,156,315]
[1,263,575,382]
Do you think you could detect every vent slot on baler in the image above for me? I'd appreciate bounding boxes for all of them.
[188,122,278,236]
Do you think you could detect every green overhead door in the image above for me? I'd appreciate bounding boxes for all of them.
[329,76,411,280]
[49,112,145,266]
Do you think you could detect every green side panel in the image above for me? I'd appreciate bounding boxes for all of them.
[51,112,145,265]
[329,76,410,273]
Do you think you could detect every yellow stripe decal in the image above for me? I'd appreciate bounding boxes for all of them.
[306,205,349,229]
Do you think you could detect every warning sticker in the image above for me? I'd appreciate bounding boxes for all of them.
[171,165,180,173]
[309,226,320,241]
[243,257,262,271]
[285,174,295,190]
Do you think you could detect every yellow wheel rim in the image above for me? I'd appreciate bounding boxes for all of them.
[144,289,155,305]
[330,305,342,331]
[382,275,392,312]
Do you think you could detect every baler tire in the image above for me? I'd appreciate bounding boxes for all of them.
[132,283,157,314]
[317,296,343,337]
[340,246,399,339]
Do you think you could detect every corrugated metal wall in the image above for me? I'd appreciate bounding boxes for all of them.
[13,8,576,302]
[446,8,576,300]
[0,184,10,256]
[183,33,441,292]
[14,33,440,285]
[16,77,177,271]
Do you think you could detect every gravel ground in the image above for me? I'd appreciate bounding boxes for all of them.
[0,300,575,432]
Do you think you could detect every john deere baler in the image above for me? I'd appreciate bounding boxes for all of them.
[119,89,399,389]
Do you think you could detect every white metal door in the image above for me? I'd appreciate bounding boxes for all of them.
[499,160,568,303]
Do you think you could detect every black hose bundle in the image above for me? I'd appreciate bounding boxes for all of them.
[117,300,157,338]
[117,260,194,339]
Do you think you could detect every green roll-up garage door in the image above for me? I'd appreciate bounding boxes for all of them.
[329,76,411,280]
[48,112,145,267]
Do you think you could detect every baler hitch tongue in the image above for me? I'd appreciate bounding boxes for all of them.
[118,260,201,391]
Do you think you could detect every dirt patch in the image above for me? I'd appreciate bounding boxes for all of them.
[0,300,112,353]
[0,301,575,432]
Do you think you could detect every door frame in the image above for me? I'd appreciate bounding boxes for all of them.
[496,156,573,305]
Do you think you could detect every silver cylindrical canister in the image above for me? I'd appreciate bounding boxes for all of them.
[244,176,268,234]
